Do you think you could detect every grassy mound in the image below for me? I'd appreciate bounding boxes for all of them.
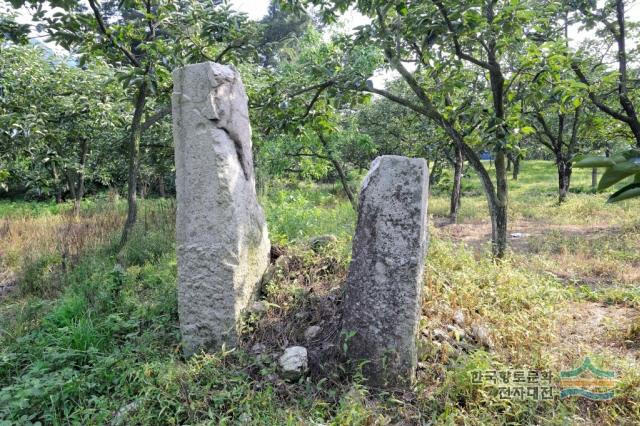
[1,161,639,424]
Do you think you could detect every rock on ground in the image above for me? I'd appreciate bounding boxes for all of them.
[304,325,321,341]
[471,323,494,349]
[341,155,429,388]
[279,346,308,379]
[309,234,338,251]
[173,62,270,356]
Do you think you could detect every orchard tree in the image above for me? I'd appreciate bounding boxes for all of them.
[357,87,463,222]
[254,29,379,210]
[0,44,122,208]
[567,0,640,202]
[12,0,261,245]
[520,54,591,203]
[289,0,552,257]
[258,0,312,67]
[571,0,640,148]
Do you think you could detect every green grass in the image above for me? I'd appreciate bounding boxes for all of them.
[429,160,639,225]
[0,194,126,219]
[1,160,639,424]
[261,181,356,246]
[0,200,68,218]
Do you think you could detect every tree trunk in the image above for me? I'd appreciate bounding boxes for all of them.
[73,191,82,217]
[494,149,508,258]
[55,186,63,204]
[486,23,508,259]
[318,131,357,211]
[66,172,76,206]
[443,132,501,259]
[558,158,571,204]
[73,138,89,217]
[429,159,442,187]
[52,163,63,203]
[506,156,512,171]
[591,168,598,192]
[457,141,501,257]
[331,157,357,211]
[158,175,166,198]
[119,81,148,248]
[512,156,520,180]
[449,145,463,223]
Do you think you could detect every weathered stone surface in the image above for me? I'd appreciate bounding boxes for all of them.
[304,325,321,341]
[341,155,429,388]
[173,62,270,356]
[279,346,308,379]
[471,323,494,349]
[453,309,465,326]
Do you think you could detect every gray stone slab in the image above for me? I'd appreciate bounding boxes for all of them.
[341,155,429,388]
[172,62,270,356]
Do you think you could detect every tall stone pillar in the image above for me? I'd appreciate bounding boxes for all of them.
[172,62,270,356]
[341,155,429,388]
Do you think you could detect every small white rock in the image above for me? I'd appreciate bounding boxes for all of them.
[111,401,140,426]
[309,234,338,251]
[250,301,267,313]
[238,412,252,424]
[278,346,308,379]
[251,343,266,354]
[471,324,494,348]
[432,327,448,341]
[453,309,465,325]
[304,325,321,340]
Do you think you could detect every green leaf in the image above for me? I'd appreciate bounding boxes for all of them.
[607,183,640,203]
[396,2,408,16]
[621,149,640,160]
[573,156,616,168]
[598,160,640,190]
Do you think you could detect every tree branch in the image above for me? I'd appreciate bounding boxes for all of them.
[534,112,558,149]
[140,105,171,133]
[87,0,141,68]
[571,61,631,123]
[214,40,245,63]
[287,81,335,98]
[432,0,494,71]
[363,87,435,120]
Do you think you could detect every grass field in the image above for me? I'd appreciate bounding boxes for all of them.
[0,160,639,424]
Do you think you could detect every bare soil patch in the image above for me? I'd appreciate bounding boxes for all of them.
[433,217,617,252]
[553,301,639,366]
[433,217,640,287]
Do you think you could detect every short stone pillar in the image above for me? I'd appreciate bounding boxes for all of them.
[341,155,429,388]
[172,62,270,356]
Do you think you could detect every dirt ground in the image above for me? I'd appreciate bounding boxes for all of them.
[434,217,640,287]
[433,217,617,253]
[434,216,640,379]
[554,301,639,365]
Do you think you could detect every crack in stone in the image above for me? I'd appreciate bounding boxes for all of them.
[213,121,250,180]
